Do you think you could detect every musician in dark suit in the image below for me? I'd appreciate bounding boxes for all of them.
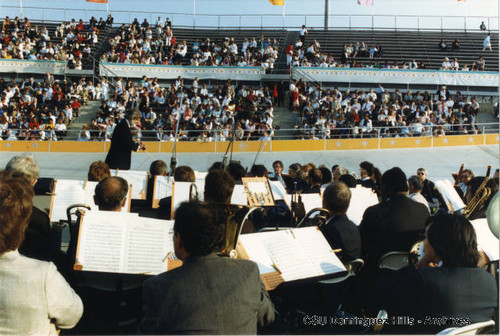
[321,181,361,262]
[359,167,429,271]
[373,214,497,334]
[139,201,275,334]
[105,109,145,170]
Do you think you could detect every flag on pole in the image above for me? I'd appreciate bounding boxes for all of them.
[357,0,373,5]
[86,0,108,3]
[457,0,466,2]
[268,0,284,5]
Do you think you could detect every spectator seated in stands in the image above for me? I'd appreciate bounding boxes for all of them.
[0,16,106,68]
[102,19,279,68]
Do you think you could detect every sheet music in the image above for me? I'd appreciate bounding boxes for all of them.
[124,218,175,274]
[247,181,268,194]
[300,193,323,213]
[154,176,173,200]
[113,170,148,200]
[76,211,130,273]
[195,171,208,181]
[435,180,465,212]
[76,211,176,274]
[237,231,277,274]
[50,179,86,222]
[471,218,499,261]
[264,230,318,281]
[269,180,287,201]
[293,227,346,275]
[171,181,205,215]
[231,184,248,205]
[347,186,379,225]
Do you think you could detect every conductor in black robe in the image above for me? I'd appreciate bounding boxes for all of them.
[105,109,145,170]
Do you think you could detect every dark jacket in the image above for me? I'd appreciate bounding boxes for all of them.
[139,253,275,334]
[19,206,51,261]
[359,194,429,269]
[105,119,139,170]
[373,265,497,333]
[320,214,361,262]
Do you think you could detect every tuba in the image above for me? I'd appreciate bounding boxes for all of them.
[463,166,492,219]
[220,205,259,259]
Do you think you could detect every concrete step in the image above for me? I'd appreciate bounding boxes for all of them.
[70,100,102,132]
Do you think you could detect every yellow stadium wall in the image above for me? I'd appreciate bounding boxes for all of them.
[0,134,498,153]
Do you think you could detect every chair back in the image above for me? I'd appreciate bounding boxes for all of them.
[378,252,409,271]
[437,320,495,335]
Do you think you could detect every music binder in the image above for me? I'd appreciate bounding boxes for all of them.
[237,227,346,291]
[470,218,499,262]
[74,210,180,274]
[49,179,132,222]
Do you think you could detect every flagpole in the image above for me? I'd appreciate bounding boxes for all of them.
[20,0,23,18]
[106,0,109,15]
[193,0,196,28]
[371,1,374,30]
[282,1,285,29]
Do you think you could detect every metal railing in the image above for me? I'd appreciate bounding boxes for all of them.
[1,122,497,143]
[1,6,498,31]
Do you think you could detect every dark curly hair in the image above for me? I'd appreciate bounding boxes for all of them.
[426,214,480,267]
[174,201,224,256]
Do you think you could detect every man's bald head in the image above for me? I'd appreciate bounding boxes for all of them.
[322,181,351,215]
[94,176,129,211]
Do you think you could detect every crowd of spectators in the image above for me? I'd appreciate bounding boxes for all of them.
[0,74,98,141]
[0,15,112,69]
[290,80,482,139]
[85,76,284,142]
[101,17,279,70]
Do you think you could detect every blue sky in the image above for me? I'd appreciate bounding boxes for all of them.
[0,0,497,29]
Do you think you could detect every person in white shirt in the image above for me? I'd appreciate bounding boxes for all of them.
[483,33,492,51]
[441,57,451,70]
[299,25,308,43]
[408,175,431,214]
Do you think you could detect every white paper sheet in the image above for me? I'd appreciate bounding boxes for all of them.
[347,186,379,225]
[50,179,86,222]
[471,218,499,261]
[113,170,148,200]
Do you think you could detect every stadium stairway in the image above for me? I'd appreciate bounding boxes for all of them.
[69,100,102,138]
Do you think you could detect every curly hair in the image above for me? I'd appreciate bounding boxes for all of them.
[0,171,34,254]
[87,160,111,182]
[174,201,224,256]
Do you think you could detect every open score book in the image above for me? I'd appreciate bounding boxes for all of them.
[237,227,346,290]
[74,210,180,274]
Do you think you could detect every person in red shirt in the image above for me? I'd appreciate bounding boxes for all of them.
[71,99,81,118]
